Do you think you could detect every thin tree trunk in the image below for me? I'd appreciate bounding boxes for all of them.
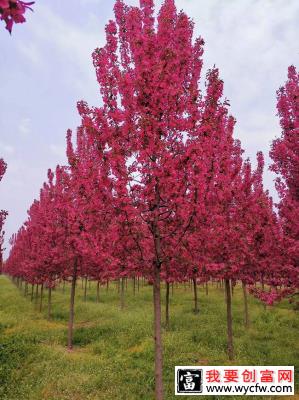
[31,284,34,301]
[96,281,100,303]
[68,259,78,350]
[48,287,52,320]
[133,277,136,296]
[84,277,87,301]
[242,281,249,328]
[39,284,44,312]
[63,280,65,293]
[152,183,164,400]
[35,284,39,304]
[137,276,140,292]
[193,277,199,314]
[165,282,170,330]
[225,279,234,360]
[261,279,266,310]
[205,282,208,296]
[153,262,163,400]
[120,277,125,310]
[106,280,109,292]
[171,282,174,296]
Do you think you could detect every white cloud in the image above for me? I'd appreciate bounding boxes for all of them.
[17,42,43,67]
[49,144,65,158]
[0,142,15,155]
[79,0,105,4]
[18,117,31,137]
[25,4,104,103]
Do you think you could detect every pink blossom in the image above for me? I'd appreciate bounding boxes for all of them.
[0,1,34,33]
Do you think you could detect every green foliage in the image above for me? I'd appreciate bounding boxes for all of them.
[0,334,35,399]
[0,276,298,399]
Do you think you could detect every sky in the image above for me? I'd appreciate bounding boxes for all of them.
[0,0,298,258]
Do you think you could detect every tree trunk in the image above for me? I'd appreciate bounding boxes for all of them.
[96,281,100,303]
[165,282,170,330]
[225,279,234,360]
[35,284,39,305]
[205,282,208,296]
[39,284,44,312]
[261,279,266,310]
[193,277,199,314]
[84,277,87,302]
[63,280,65,293]
[153,262,163,400]
[120,277,125,310]
[68,259,78,350]
[242,281,249,328]
[133,277,136,296]
[106,280,109,292]
[151,182,164,400]
[31,284,34,301]
[48,287,52,320]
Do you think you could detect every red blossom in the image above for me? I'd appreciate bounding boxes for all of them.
[0,0,34,33]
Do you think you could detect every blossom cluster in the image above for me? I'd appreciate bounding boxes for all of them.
[0,0,34,33]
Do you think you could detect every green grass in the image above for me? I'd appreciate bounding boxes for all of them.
[0,275,298,399]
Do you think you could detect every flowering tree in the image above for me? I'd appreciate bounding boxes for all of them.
[270,66,299,294]
[236,153,284,325]
[75,0,250,396]
[64,125,115,346]
[4,167,70,316]
[0,0,34,33]
[0,159,8,273]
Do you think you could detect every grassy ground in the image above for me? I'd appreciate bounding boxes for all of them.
[0,275,298,400]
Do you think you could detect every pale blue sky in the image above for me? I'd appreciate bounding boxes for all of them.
[0,0,298,257]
